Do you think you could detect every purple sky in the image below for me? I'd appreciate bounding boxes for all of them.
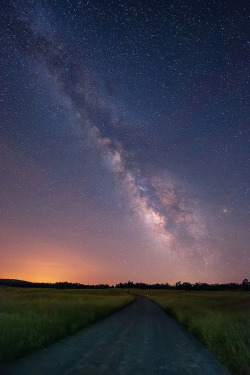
[1,0,249,284]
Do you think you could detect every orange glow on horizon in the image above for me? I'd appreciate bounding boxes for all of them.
[0,228,111,284]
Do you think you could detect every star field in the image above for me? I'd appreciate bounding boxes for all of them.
[0,0,249,284]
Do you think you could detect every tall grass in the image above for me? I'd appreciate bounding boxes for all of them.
[0,287,134,362]
[134,290,250,375]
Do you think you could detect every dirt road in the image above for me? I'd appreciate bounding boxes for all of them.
[2,297,230,375]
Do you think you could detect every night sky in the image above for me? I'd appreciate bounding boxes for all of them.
[1,0,249,284]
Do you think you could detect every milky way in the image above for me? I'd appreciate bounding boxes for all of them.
[0,0,249,284]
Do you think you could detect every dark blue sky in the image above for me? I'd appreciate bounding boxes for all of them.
[0,0,249,283]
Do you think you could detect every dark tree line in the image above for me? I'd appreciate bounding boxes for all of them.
[0,279,110,289]
[0,278,249,291]
[115,279,250,291]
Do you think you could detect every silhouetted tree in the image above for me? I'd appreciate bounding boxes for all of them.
[242,279,250,291]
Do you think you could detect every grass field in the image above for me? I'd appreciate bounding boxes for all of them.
[133,289,250,375]
[0,287,134,363]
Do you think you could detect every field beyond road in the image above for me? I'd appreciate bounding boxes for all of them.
[133,290,250,375]
[0,287,134,363]
[3,296,229,375]
[1,287,249,375]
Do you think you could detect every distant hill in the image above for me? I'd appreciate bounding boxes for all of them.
[0,279,33,286]
[0,279,33,287]
[0,279,110,289]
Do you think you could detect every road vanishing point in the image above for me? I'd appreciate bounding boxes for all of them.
[2,297,230,375]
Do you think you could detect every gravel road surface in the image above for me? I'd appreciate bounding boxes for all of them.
[2,297,230,375]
